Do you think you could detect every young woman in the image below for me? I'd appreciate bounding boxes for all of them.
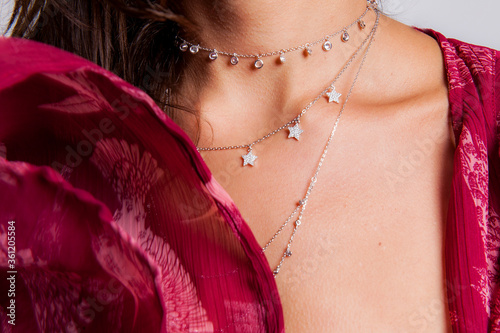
[0,0,498,331]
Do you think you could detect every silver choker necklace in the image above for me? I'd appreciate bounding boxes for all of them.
[177,3,376,69]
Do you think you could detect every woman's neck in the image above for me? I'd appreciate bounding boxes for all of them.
[182,0,369,55]
[175,0,374,144]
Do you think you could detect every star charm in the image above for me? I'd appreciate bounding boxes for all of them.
[242,150,258,166]
[287,123,304,140]
[326,87,342,104]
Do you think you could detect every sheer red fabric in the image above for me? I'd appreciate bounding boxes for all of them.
[0,30,498,332]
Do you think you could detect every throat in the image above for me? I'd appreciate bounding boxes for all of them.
[181,0,370,54]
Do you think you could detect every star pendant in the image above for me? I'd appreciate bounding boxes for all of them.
[287,123,304,140]
[242,150,258,167]
[326,87,342,104]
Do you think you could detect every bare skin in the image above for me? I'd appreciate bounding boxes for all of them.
[175,0,454,331]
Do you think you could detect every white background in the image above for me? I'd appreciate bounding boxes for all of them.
[1,0,499,49]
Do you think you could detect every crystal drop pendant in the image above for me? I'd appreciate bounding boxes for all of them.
[230,54,239,65]
[254,58,264,69]
[322,40,332,51]
[279,53,286,63]
[285,249,292,257]
[295,220,301,227]
[305,45,313,55]
[273,269,279,275]
[179,43,189,52]
[208,50,218,60]
[341,31,350,42]
[358,20,366,29]
[189,45,199,54]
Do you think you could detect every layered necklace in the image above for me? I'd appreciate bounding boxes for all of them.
[196,9,377,167]
[183,2,380,276]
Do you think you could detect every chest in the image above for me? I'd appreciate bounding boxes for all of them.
[199,100,455,331]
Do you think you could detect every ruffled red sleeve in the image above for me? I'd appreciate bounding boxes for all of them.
[0,37,283,332]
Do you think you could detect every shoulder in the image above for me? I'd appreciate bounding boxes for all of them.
[0,36,201,179]
[0,36,98,89]
[0,36,170,139]
[356,16,449,108]
[418,28,498,96]
[0,36,158,111]
[362,15,498,99]
[416,27,499,139]
[358,15,498,132]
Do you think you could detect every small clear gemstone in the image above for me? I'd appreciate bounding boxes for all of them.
[341,31,350,42]
[322,40,332,51]
[295,220,301,227]
[189,45,199,54]
[230,55,239,65]
[179,43,189,52]
[358,20,366,29]
[279,53,286,63]
[254,59,264,69]
[209,51,218,60]
[285,249,292,257]
[287,123,303,140]
[273,269,279,275]
[305,45,313,55]
[242,150,257,166]
[298,199,305,206]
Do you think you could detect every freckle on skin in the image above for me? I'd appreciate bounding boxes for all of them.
[378,242,382,246]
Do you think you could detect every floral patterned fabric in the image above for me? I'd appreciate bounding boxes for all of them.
[0,29,498,332]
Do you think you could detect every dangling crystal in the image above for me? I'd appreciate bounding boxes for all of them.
[230,54,239,65]
[341,31,350,42]
[254,58,264,69]
[322,40,332,51]
[295,220,301,227]
[298,199,305,206]
[209,50,218,60]
[368,0,379,9]
[189,45,199,54]
[285,249,292,257]
[305,44,313,55]
[279,53,286,63]
[273,269,279,275]
[179,43,189,52]
[358,20,366,29]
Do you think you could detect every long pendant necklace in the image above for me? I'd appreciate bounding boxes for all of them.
[196,10,378,168]
[188,2,380,276]
[177,5,373,69]
[263,11,379,276]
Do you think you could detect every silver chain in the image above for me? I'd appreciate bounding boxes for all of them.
[196,12,378,152]
[264,10,380,277]
[177,6,370,59]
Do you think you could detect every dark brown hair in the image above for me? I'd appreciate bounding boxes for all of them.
[7,0,196,127]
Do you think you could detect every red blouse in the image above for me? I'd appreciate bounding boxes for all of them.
[0,30,498,332]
